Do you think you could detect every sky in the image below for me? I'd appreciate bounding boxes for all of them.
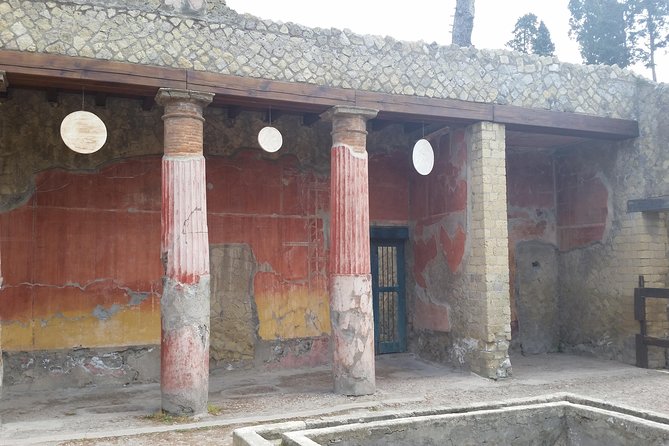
[225,0,668,83]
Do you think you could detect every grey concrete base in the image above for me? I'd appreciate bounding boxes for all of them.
[330,275,375,396]
[234,394,669,446]
[161,276,211,416]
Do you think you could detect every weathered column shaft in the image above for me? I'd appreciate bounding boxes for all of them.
[323,106,378,396]
[156,88,213,416]
[0,237,3,396]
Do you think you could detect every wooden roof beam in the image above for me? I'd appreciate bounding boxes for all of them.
[0,49,640,141]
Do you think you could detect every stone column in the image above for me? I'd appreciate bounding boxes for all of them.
[155,88,214,416]
[0,244,3,397]
[321,105,378,396]
[466,121,512,379]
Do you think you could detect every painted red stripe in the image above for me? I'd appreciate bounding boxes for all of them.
[161,156,210,283]
[330,145,370,275]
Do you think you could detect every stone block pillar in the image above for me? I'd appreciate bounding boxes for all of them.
[466,121,512,379]
[155,88,214,415]
[322,106,378,396]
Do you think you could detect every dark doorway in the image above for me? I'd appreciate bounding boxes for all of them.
[370,227,408,354]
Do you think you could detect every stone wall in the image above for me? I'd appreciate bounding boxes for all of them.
[1,0,645,118]
[557,83,669,363]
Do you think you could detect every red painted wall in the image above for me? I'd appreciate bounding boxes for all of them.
[555,153,609,251]
[408,131,468,333]
[506,151,557,335]
[1,149,415,352]
[0,157,163,350]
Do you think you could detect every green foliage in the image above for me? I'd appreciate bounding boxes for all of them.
[627,0,669,81]
[533,21,556,56]
[568,0,668,78]
[507,13,539,53]
[143,410,192,424]
[568,0,633,67]
[507,13,556,57]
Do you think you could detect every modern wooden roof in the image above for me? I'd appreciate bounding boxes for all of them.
[0,50,639,142]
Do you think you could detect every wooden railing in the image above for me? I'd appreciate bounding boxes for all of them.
[635,275,669,368]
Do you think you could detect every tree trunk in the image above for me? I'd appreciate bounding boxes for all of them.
[452,0,475,46]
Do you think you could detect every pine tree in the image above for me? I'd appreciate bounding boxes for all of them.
[568,0,633,67]
[452,0,475,46]
[533,21,556,56]
[507,13,539,54]
[628,0,669,81]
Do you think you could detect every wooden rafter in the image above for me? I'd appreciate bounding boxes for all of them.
[0,50,639,140]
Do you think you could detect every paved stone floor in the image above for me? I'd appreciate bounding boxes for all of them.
[1,353,668,445]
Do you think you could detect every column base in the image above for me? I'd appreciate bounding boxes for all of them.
[470,338,512,380]
[161,276,210,416]
[330,274,375,396]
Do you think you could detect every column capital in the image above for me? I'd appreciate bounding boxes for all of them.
[155,88,214,107]
[320,105,378,122]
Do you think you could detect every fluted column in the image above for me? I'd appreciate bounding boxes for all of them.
[155,88,214,416]
[322,105,378,396]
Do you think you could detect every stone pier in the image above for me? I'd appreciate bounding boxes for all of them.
[322,105,378,396]
[466,121,512,379]
[155,88,214,415]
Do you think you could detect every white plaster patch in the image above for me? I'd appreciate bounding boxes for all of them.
[339,144,368,160]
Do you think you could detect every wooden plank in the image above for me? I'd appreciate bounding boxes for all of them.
[188,70,354,109]
[627,196,669,213]
[494,104,639,139]
[0,49,640,140]
[0,50,185,98]
[636,287,669,299]
[636,334,649,368]
[643,336,669,348]
[356,90,493,123]
[634,292,645,321]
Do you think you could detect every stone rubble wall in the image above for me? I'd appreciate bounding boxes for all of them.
[0,0,648,119]
[557,83,669,364]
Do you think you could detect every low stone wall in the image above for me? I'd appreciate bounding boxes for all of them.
[3,346,160,389]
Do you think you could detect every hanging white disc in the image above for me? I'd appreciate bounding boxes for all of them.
[60,110,107,154]
[412,138,434,176]
[258,126,283,153]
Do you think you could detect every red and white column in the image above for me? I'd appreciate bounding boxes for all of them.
[155,88,214,415]
[322,105,378,395]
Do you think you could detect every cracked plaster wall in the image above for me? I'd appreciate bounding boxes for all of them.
[556,84,669,365]
[408,130,470,367]
[0,88,415,386]
[503,85,669,365]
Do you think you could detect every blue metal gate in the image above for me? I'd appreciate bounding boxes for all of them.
[370,227,408,354]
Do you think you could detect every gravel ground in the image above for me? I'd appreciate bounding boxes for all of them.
[2,353,668,445]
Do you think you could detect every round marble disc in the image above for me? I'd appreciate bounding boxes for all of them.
[60,111,107,154]
[258,126,283,153]
[412,138,434,175]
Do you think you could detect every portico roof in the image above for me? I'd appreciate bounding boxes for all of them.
[0,49,639,146]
